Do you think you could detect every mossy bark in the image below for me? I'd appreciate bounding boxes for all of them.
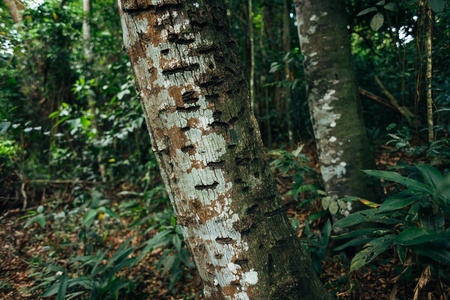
[118,0,331,299]
[294,0,381,214]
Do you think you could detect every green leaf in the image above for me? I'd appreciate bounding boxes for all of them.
[433,175,450,205]
[370,13,384,31]
[83,209,98,224]
[357,7,377,16]
[363,170,433,194]
[172,234,182,252]
[99,206,121,220]
[334,237,373,252]
[24,216,37,229]
[37,205,44,214]
[332,228,392,240]
[40,283,60,297]
[350,235,395,271]
[429,0,446,12]
[378,192,420,213]
[329,201,339,215]
[384,3,398,11]
[395,228,449,246]
[307,210,329,221]
[416,164,443,189]
[333,209,377,229]
[412,247,450,265]
[36,214,46,228]
[57,274,68,300]
[67,277,96,289]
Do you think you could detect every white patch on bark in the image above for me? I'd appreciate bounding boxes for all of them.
[329,136,337,142]
[309,14,318,21]
[242,269,259,285]
[321,164,347,182]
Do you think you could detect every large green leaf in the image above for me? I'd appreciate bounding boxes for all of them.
[434,175,450,203]
[350,235,395,271]
[412,246,450,265]
[333,209,377,229]
[416,164,443,189]
[83,209,98,224]
[395,228,449,246]
[363,170,433,194]
[333,237,373,252]
[370,13,384,31]
[56,274,68,300]
[378,191,421,213]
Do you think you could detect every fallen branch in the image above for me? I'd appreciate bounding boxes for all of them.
[374,75,415,126]
[28,180,99,184]
[359,88,399,112]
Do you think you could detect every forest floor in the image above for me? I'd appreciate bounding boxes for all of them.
[0,144,448,299]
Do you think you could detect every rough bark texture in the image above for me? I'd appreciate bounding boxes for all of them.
[294,0,380,215]
[118,0,330,299]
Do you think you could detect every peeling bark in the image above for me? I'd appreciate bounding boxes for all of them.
[294,0,381,215]
[118,0,330,299]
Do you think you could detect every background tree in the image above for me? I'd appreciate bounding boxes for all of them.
[294,0,382,216]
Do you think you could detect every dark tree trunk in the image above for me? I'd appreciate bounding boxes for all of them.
[294,0,381,216]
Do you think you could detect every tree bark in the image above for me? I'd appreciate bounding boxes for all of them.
[4,0,22,24]
[294,0,381,215]
[425,0,433,142]
[283,0,294,149]
[249,0,255,112]
[118,0,330,299]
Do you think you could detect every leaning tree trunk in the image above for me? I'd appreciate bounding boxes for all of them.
[118,0,330,299]
[294,0,381,215]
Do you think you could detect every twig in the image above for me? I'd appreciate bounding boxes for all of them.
[359,88,399,112]
[374,75,416,126]
[29,180,99,184]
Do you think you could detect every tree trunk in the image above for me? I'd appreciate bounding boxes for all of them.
[249,0,255,112]
[118,0,330,299]
[425,0,433,142]
[83,0,93,62]
[294,0,381,214]
[4,0,22,24]
[283,0,293,149]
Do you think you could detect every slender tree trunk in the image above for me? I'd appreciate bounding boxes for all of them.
[118,0,330,299]
[83,0,106,181]
[83,0,93,62]
[294,0,381,215]
[249,0,255,112]
[4,0,22,24]
[425,0,433,142]
[283,0,293,149]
